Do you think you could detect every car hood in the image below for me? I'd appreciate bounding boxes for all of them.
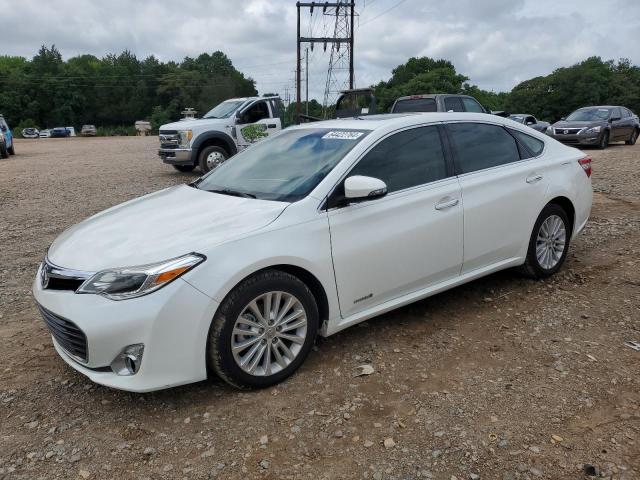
[160,118,229,130]
[552,120,605,128]
[48,185,288,271]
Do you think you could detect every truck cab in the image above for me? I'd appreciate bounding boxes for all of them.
[390,94,488,114]
[0,114,15,158]
[158,96,284,173]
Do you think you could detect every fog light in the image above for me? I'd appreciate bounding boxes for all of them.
[111,344,144,376]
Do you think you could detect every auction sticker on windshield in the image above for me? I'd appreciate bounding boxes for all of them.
[322,131,365,140]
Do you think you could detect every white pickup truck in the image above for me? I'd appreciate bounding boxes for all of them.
[158,96,284,173]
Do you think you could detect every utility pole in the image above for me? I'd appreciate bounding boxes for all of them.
[295,1,355,123]
[305,47,309,116]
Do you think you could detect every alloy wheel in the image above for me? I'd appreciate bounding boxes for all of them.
[231,291,308,376]
[535,214,566,270]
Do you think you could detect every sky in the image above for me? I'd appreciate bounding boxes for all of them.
[1,0,638,103]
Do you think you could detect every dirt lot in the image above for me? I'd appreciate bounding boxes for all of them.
[0,136,638,480]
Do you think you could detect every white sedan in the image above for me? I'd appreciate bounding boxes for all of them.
[33,113,592,392]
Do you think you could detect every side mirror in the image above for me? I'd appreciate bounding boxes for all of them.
[344,175,387,201]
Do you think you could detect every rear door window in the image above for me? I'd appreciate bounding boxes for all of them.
[444,97,464,112]
[447,123,521,174]
[461,97,485,113]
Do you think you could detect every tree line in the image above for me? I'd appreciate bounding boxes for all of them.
[0,45,257,134]
[1,45,639,134]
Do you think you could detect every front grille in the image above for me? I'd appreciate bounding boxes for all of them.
[555,128,581,135]
[46,277,84,291]
[41,259,92,292]
[38,305,88,362]
[159,130,180,149]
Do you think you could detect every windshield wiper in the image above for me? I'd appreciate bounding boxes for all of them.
[206,188,257,199]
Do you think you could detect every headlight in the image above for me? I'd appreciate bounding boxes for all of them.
[178,130,193,147]
[77,253,205,300]
[581,126,601,135]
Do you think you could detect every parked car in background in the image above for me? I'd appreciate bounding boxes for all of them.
[66,127,77,137]
[0,115,15,158]
[50,127,70,138]
[159,96,284,173]
[35,112,592,392]
[390,94,488,114]
[509,114,550,133]
[81,125,97,136]
[39,129,51,138]
[547,106,639,149]
[22,127,40,139]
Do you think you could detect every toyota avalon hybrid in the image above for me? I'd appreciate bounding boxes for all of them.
[33,113,593,392]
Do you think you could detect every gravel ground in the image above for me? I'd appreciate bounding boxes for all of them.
[0,136,639,480]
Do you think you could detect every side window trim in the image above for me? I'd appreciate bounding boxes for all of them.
[322,123,453,211]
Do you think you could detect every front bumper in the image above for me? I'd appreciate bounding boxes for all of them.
[158,148,193,166]
[548,132,601,146]
[33,266,219,392]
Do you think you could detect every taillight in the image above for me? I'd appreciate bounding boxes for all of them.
[578,156,592,177]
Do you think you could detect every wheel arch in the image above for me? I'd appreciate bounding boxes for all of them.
[546,196,575,235]
[216,263,331,332]
[192,132,237,164]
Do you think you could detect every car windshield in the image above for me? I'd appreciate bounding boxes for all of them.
[203,100,246,119]
[195,128,370,202]
[509,115,525,123]
[566,108,612,122]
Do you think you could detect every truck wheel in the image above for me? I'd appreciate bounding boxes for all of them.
[0,143,8,159]
[198,146,228,173]
[172,165,195,172]
[626,128,638,146]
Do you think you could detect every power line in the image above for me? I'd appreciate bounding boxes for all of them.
[359,0,408,27]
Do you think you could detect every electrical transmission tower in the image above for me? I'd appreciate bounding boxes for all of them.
[296,1,355,123]
[322,1,355,116]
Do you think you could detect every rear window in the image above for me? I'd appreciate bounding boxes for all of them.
[392,98,437,113]
[510,129,545,157]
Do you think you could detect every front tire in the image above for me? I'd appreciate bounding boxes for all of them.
[172,164,195,172]
[198,145,228,173]
[626,128,638,146]
[207,270,319,389]
[8,144,15,155]
[598,130,609,149]
[521,204,570,279]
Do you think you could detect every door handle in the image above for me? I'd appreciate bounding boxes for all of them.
[526,174,543,184]
[435,198,459,210]
[267,123,277,128]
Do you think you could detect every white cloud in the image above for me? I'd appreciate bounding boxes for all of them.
[1,0,638,103]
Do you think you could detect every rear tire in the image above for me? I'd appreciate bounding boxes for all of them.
[626,128,638,146]
[598,130,609,149]
[198,145,228,173]
[207,270,319,389]
[172,165,195,172]
[521,204,570,279]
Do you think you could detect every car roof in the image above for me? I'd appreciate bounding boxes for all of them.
[291,112,516,133]
[576,105,618,109]
[225,96,280,102]
[394,93,474,101]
